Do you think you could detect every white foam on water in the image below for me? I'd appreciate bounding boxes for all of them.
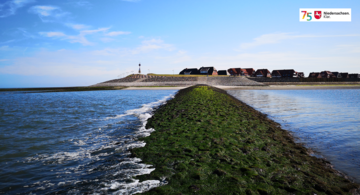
[74,140,86,146]
[100,93,175,194]
[103,179,162,195]
[23,92,176,194]
[103,93,175,122]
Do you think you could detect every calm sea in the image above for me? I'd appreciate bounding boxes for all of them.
[0,90,176,194]
[228,89,360,182]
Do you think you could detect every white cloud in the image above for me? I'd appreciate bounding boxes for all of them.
[28,5,69,22]
[39,27,110,45]
[240,33,360,49]
[105,31,131,36]
[65,23,90,30]
[133,39,175,54]
[0,45,10,51]
[40,31,65,37]
[100,37,115,43]
[0,0,36,18]
[67,0,92,9]
[0,59,9,62]
[80,27,110,35]
[91,39,176,55]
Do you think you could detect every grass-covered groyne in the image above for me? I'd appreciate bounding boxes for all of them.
[132,85,359,194]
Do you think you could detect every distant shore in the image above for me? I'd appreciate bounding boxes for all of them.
[122,85,360,90]
[1,84,360,92]
[0,86,126,92]
[219,84,360,90]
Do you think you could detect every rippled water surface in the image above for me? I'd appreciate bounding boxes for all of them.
[0,90,176,194]
[228,89,360,182]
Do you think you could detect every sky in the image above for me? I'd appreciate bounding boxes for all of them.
[0,0,359,87]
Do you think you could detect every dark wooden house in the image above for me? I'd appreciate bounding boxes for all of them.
[331,72,342,78]
[340,72,349,78]
[297,72,305,78]
[272,69,299,78]
[349,73,360,78]
[227,68,242,76]
[241,68,255,77]
[320,71,334,78]
[199,67,218,75]
[271,70,281,78]
[254,69,271,77]
[179,68,199,75]
[217,70,228,75]
[308,72,321,78]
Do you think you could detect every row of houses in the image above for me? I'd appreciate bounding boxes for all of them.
[308,71,360,79]
[179,67,360,78]
[179,67,219,75]
[227,68,305,78]
[179,67,304,78]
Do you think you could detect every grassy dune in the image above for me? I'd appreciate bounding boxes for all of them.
[132,85,359,194]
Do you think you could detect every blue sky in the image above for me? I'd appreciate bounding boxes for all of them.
[0,0,359,87]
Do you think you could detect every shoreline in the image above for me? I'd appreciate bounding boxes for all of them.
[0,86,126,92]
[123,85,360,90]
[131,85,359,194]
[1,84,360,92]
[218,85,360,90]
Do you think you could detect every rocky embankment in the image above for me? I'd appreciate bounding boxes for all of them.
[94,75,360,87]
[93,75,264,87]
[131,85,359,194]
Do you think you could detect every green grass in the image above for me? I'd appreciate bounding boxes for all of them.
[132,85,359,195]
[0,86,126,92]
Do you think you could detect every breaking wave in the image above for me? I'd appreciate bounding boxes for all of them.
[7,91,176,194]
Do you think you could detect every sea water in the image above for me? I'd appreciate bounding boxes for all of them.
[228,89,360,182]
[0,90,176,194]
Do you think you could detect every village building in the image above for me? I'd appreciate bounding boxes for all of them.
[331,72,342,78]
[241,68,255,77]
[199,67,218,75]
[254,69,271,77]
[308,72,321,78]
[179,68,199,75]
[297,72,305,78]
[217,70,228,75]
[340,72,349,78]
[349,73,360,78]
[271,70,281,78]
[320,71,334,78]
[227,68,242,76]
[271,69,300,78]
